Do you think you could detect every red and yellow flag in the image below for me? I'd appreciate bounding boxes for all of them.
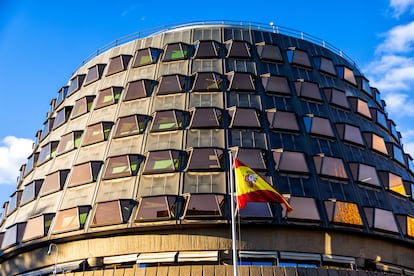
[234,158,293,212]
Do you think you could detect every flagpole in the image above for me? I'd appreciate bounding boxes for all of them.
[228,151,238,276]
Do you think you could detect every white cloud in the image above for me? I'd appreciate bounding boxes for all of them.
[376,21,414,54]
[0,136,33,185]
[390,0,414,17]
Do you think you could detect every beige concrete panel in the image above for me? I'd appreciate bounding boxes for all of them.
[60,183,96,209]
[108,135,144,156]
[145,267,157,276]
[128,65,157,81]
[95,177,136,203]
[110,40,137,57]
[32,161,52,180]
[76,143,107,164]
[101,71,128,88]
[118,98,151,116]
[157,266,169,276]
[158,60,189,76]
[52,151,76,172]
[2,211,17,228]
[89,104,118,125]
[168,266,180,276]
[66,114,89,132]
[145,131,183,151]
[78,82,101,98]
[163,29,191,44]
[152,94,187,112]
[141,34,163,48]
[13,201,35,223]
[33,191,62,216]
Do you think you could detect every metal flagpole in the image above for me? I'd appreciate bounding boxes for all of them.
[229,151,238,276]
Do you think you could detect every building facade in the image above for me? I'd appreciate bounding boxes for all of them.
[0,22,413,275]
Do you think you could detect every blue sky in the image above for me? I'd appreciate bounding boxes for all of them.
[1,0,414,206]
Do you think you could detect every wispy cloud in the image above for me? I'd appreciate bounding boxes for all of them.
[0,136,33,185]
[390,0,414,17]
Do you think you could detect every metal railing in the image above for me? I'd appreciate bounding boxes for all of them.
[75,20,358,73]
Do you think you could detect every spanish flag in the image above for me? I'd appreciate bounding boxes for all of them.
[234,158,293,212]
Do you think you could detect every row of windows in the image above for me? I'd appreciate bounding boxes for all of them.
[2,195,414,249]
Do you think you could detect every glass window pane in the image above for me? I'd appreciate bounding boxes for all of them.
[150,110,184,132]
[84,64,106,85]
[324,88,349,109]
[284,197,320,220]
[256,43,283,62]
[138,173,180,196]
[52,107,72,129]
[103,155,141,179]
[261,75,290,95]
[356,99,372,119]
[68,161,102,187]
[229,108,261,128]
[315,56,336,76]
[67,75,85,96]
[71,96,95,119]
[370,133,388,155]
[273,150,309,173]
[186,148,224,170]
[294,81,322,101]
[239,202,273,218]
[91,200,134,226]
[267,110,299,132]
[184,194,225,217]
[95,87,123,109]
[228,72,255,91]
[183,172,226,194]
[234,148,266,170]
[157,75,186,95]
[163,43,191,61]
[56,131,82,155]
[114,115,148,138]
[339,124,364,145]
[83,122,113,146]
[190,108,222,128]
[23,214,53,241]
[135,196,176,220]
[304,116,334,138]
[133,48,159,67]
[349,163,381,187]
[52,207,87,233]
[287,48,312,68]
[143,150,182,174]
[192,72,223,92]
[124,79,154,101]
[325,200,363,226]
[226,40,250,58]
[40,170,68,196]
[106,55,132,76]
[314,155,348,179]
[194,41,219,58]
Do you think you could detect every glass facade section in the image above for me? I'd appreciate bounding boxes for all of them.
[52,206,90,233]
[102,155,142,179]
[226,40,250,58]
[39,170,69,196]
[227,72,255,91]
[186,148,224,171]
[22,214,54,241]
[286,48,312,68]
[113,114,149,138]
[106,55,132,76]
[314,56,336,76]
[273,150,309,174]
[294,80,322,102]
[336,124,364,146]
[67,74,85,96]
[71,96,95,119]
[337,66,357,86]
[133,48,160,67]
[163,43,191,61]
[256,42,283,62]
[52,106,73,129]
[84,64,106,85]
[143,150,184,174]
[150,110,185,132]
[183,194,225,218]
[82,122,113,146]
[20,180,43,206]
[68,161,103,187]
[261,74,291,95]
[313,154,348,179]
[37,141,59,165]
[267,110,299,132]
[189,107,222,128]
[135,196,177,220]
[323,88,349,109]
[192,72,223,91]
[157,74,186,95]
[194,40,220,58]
[54,86,68,109]
[379,171,406,196]
[304,115,334,138]
[349,163,381,187]
[91,200,135,226]
[364,207,399,233]
[228,107,261,128]
[56,131,83,155]
[95,87,123,109]
[324,200,363,226]
[124,79,154,101]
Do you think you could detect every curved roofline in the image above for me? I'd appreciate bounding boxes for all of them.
[74,20,359,74]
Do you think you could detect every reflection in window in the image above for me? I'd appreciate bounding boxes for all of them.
[225,40,250,58]
[183,194,225,218]
[273,149,309,174]
[363,132,388,155]
[267,109,299,132]
[261,74,290,95]
[37,141,59,165]
[68,161,103,187]
[52,106,73,129]
[283,196,320,221]
[189,107,222,128]
[364,207,399,233]
[186,148,224,171]
[396,215,414,238]
[163,43,191,62]
[22,213,54,241]
[313,154,348,179]
[228,107,261,128]
[54,86,68,109]
[84,64,106,85]
[124,79,154,101]
[379,171,406,196]
[336,124,364,145]
[56,131,83,155]
[91,200,135,226]
[388,120,400,143]
[325,200,363,226]
[82,122,113,146]
[133,47,160,67]
[71,96,95,119]
[386,143,405,165]
[143,150,184,174]
[227,72,255,91]
[228,92,261,109]
[1,223,26,249]
[303,115,334,138]
[40,118,55,140]
[150,110,185,132]
[113,114,149,138]
[357,77,371,96]
[323,88,349,109]
[372,109,388,129]
[106,55,132,76]
[24,153,39,175]
[103,155,143,180]
[7,191,22,215]
[192,72,223,91]
[286,48,312,68]
[39,170,69,196]
[239,202,273,218]
[135,196,177,220]
[229,129,266,148]
[157,74,186,95]
[95,87,123,109]
[336,66,357,86]
[52,206,90,234]
[314,56,336,76]
[67,74,86,96]
[256,42,283,62]
[194,40,220,58]
[20,180,43,206]
[294,80,322,102]
[349,163,381,187]
[349,97,372,119]
[233,148,267,170]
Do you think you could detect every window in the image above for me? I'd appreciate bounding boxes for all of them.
[186,148,224,171]
[40,118,54,140]
[379,171,407,196]
[373,87,384,108]
[357,76,371,96]
[54,86,68,109]
[363,132,388,155]
[239,202,273,218]
[143,150,184,174]
[183,172,226,193]
[336,65,357,86]
[183,194,225,218]
[132,47,160,67]
[1,223,26,249]
[106,54,132,76]
[102,154,143,179]
[67,74,86,96]
[261,74,291,95]
[7,191,22,215]
[227,92,261,109]
[286,48,312,68]
[256,42,283,62]
[138,173,180,196]
[20,180,43,206]
[163,42,192,61]
[150,110,185,132]
[91,200,135,227]
[273,149,309,174]
[227,72,255,91]
[95,87,123,109]
[124,79,154,101]
[314,56,336,76]
[294,80,322,102]
[189,107,222,128]
[135,196,177,220]
[396,215,414,238]
[349,97,372,119]
[348,163,381,187]
[145,131,183,151]
[82,122,113,146]
[52,206,90,233]
[186,129,225,148]
[52,106,73,130]
[113,114,149,138]
[157,74,186,95]
[71,96,95,119]
[267,109,299,132]
[232,148,267,170]
[303,115,334,138]
[313,154,348,179]
[225,40,250,58]
[24,153,39,175]
[191,72,223,91]
[22,213,54,241]
[39,170,69,196]
[194,40,221,58]
[336,123,364,146]
[386,143,405,165]
[68,161,103,187]
[323,88,349,109]
[56,131,82,155]
[37,141,59,165]
[229,129,266,148]
[324,200,363,226]
[364,207,399,233]
[84,64,106,85]
[388,120,400,143]
[228,107,261,128]
[283,196,320,221]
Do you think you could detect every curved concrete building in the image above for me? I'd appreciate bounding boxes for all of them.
[1,21,414,275]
